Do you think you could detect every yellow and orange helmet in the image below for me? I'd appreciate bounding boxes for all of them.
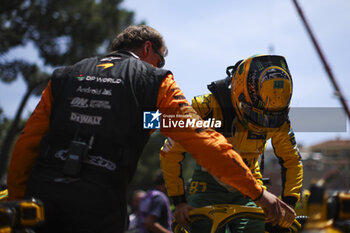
[231,54,292,132]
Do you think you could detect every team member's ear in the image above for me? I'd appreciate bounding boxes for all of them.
[143,41,152,56]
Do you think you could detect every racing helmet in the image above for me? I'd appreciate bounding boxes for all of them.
[231,54,292,132]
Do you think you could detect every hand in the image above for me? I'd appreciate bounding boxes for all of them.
[254,190,296,228]
[174,203,194,229]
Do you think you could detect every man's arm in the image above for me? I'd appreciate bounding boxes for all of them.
[144,215,172,233]
[271,121,303,207]
[7,81,53,200]
[143,194,172,233]
[160,138,193,227]
[160,138,187,199]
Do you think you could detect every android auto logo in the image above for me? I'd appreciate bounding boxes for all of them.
[143,110,161,129]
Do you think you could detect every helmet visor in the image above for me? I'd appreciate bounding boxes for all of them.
[239,95,289,129]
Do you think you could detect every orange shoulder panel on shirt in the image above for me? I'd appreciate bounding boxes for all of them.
[7,81,53,200]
